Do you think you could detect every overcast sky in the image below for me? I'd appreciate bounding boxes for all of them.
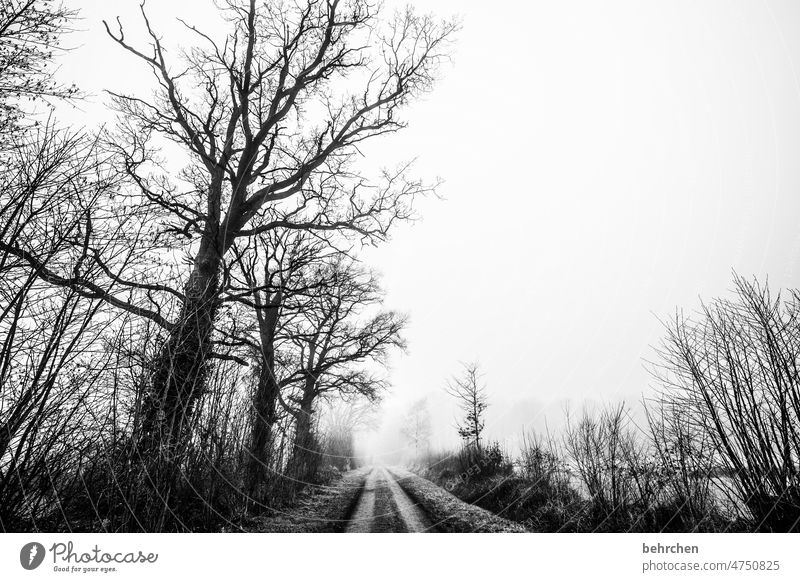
[60,0,800,457]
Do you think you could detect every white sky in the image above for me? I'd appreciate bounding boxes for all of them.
[59,0,800,456]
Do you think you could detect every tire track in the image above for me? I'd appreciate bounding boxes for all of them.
[345,467,434,533]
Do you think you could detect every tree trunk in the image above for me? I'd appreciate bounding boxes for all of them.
[286,379,318,484]
[139,237,222,455]
[246,301,281,496]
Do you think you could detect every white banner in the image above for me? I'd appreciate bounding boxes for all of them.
[1,533,797,582]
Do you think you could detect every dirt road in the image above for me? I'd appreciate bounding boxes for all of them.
[345,466,434,533]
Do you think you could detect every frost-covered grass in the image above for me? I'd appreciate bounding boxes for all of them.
[243,467,369,533]
[409,444,587,532]
[412,441,743,533]
[387,467,526,533]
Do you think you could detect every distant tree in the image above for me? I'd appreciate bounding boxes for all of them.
[321,399,377,471]
[401,398,431,460]
[445,362,488,452]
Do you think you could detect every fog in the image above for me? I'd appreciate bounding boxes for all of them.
[60,0,800,460]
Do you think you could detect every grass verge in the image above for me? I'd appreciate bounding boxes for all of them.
[388,467,525,533]
[242,467,369,533]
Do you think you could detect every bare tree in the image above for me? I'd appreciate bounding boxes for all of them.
[227,229,338,495]
[653,275,800,531]
[2,1,455,464]
[401,398,431,461]
[0,0,77,137]
[0,17,123,524]
[320,399,377,471]
[0,2,172,531]
[279,259,406,482]
[445,362,488,452]
[93,0,455,455]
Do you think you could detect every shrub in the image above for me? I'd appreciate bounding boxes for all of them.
[654,276,800,531]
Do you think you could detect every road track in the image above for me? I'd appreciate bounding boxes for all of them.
[344,466,434,533]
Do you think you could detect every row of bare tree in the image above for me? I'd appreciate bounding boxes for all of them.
[0,0,457,531]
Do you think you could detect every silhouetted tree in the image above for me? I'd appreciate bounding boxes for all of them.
[280,259,406,482]
[445,362,488,452]
[99,0,454,456]
[229,230,336,495]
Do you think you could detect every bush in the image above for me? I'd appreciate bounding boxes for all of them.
[414,441,585,531]
[456,442,513,480]
[654,275,800,531]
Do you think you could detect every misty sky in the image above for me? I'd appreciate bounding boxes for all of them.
[58,0,800,457]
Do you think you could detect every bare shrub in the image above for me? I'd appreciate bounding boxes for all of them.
[518,431,571,496]
[563,404,658,530]
[645,399,722,531]
[653,275,800,531]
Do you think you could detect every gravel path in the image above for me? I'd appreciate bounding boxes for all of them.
[345,467,434,533]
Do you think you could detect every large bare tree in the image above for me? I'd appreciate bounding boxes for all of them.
[102,0,452,452]
[4,0,455,459]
